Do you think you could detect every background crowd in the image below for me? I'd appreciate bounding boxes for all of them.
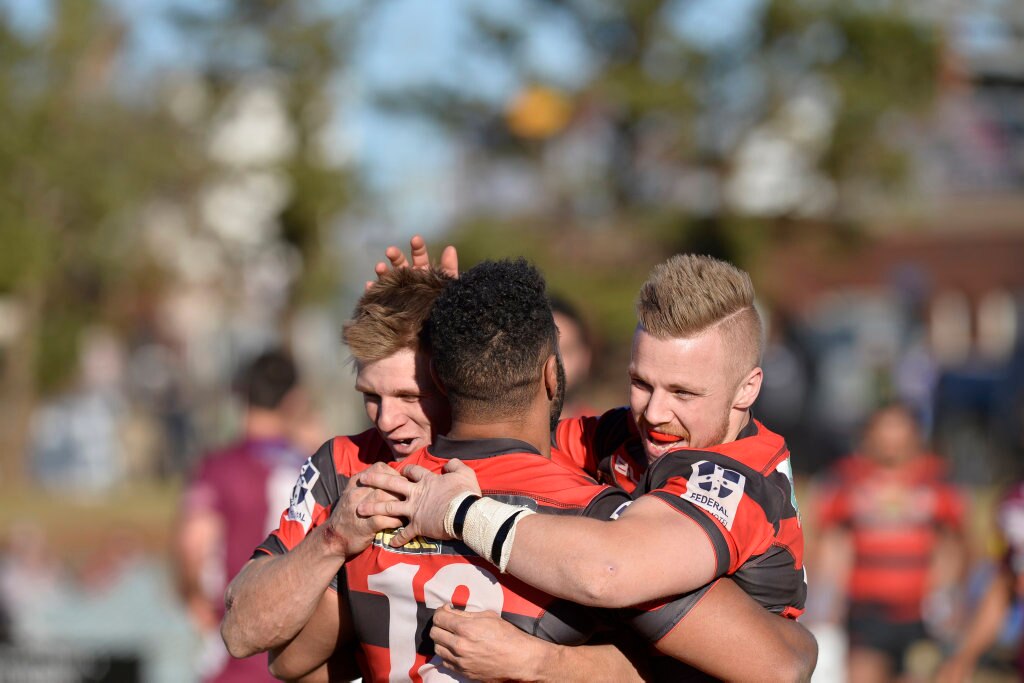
[1,0,1023,681]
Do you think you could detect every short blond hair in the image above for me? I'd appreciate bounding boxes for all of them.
[637,254,763,377]
[342,267,452,365]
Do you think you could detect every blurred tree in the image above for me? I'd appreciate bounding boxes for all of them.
[0,1,204,484]
[0,0,365,485]
[172,0,364,304]
[381,0,940,282]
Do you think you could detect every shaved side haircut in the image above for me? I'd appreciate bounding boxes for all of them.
[342,267,453,365]
[637,254,763,381]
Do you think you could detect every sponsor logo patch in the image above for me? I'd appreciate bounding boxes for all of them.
[286,459,320,532]
[683,460,746,530]
[373,529,441,555]
[609,500,633,520]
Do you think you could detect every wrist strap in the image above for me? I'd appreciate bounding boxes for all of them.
[444,492,481,538]
[460,497,535,572]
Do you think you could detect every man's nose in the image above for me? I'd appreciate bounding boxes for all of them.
[376,398,404,432]
[644,390,673,427]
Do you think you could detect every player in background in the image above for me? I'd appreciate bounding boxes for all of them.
[270,258,816,682]
[174,349,323,683]
[360,253,806,622]
[813,404,966,682]
[550,295,598,418]
[220,267,453,661]
[936,479,1023,682]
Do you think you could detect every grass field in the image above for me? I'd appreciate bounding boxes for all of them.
[0,480,183,565]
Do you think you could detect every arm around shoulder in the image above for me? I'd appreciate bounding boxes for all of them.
[504,495,718,608]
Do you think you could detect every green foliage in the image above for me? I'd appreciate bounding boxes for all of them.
[0,1,204,392]
[450,219,664,347]
[178,0,361,305]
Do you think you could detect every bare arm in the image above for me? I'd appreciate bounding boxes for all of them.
[359,463,717,608]
[428,578,816,683]
[505,496,718,607]
[221,476,401,658]
[268,589,363,682]
[172,506,223,632]
[656,579,816,682]
[936,566,1013,683]
[429,606,645,683]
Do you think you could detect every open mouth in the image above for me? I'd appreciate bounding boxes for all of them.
[386,436,421,456]
[647,430,685,444]
[639,424,689,460]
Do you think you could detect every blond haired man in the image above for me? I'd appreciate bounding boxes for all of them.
[220,267,453,662]
[361,253,809,675]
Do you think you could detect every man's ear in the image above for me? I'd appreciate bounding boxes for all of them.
[543,355,559,400]
[428,358,449,397]
[732,366,763,411]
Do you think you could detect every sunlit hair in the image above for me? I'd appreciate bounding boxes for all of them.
[426,258,558,422]
[342,267,453,365]
[637,254,763,379]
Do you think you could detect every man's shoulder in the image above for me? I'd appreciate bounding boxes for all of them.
[477,451,623,513]
[696,419,789,476]
[189,439,260,481]
[323,428,393,474]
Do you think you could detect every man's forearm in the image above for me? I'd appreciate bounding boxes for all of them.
[221,526,347,658]
[268,589,362,682]
[955,568,1012,662]
[536,642,645,683]
[501,500,716,607]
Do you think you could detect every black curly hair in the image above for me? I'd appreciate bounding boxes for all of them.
[426,258,564,425]
[235,348,297,410]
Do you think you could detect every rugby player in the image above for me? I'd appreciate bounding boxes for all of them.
[223,241,814,680]
[220,267,453,659]
[359,254,808,658]
[268,257,816,682]
[175,349,318,683]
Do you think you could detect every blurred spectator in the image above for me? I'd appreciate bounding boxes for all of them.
[0,523,61,645]
[938,475,1024,681]
[757,310,817,473]
[550,296,595,418]
[172,349,323,683]
[811,403,967,682]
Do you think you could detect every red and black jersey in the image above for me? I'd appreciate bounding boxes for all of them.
[553,407,646,494]
[638,418,806,620]
[557,409,806,624]
[816,453,964,622]
[343,435,630,683]
[253,429,393,562]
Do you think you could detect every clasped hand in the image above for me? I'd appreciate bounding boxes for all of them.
[356,460,483,547]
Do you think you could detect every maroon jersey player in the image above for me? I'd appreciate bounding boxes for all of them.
[174,349,316,683]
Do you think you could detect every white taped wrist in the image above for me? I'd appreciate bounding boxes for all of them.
[461,497,534,572]
[443,491,480,538]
